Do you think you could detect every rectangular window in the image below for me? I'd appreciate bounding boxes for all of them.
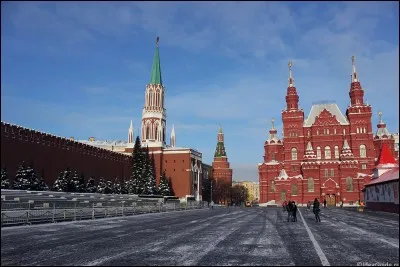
[324,169,329,177]
[330,169,334,177]
[361,164,367,169]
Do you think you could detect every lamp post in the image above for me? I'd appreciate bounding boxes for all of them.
[210,179,213,204]
[357,177,361,202]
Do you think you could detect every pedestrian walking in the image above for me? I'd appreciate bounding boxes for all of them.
[292,201,298,222]
[287,201,293,222]
[211,201,214,209]
[313,198,321,222]
[323,199,327,208]
[282,200,287,212]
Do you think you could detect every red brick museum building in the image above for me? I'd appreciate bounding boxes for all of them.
[258,58,398,206]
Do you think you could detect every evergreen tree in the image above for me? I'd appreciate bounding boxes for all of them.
[113,178,122,194]
[63,167,72,192]
[70,171,80,192]
[97,178,106,194]
[142,149,157,195]
[1,166,11,189]
[120,178,128,194]
[52,168,71,192]
[36,169,49,191]
[86,177,97,193]
[53,171,65,192]
[77,173,86,193]
[13,161,29,190]
[158,170,171,196]
[130,136,144,194]
[104,180,113,194]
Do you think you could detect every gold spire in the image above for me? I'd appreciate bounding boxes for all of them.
[288,61,294,87]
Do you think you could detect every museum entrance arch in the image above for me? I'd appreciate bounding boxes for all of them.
[280,190,286,201]
[326,194,336,206]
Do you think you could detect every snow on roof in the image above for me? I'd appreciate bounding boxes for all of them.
[365,168,399,186]
[265,160,280,165]
[78,140,128,146]
[278,168,289,179]
[375,127,391,139]
[303,103,349,127]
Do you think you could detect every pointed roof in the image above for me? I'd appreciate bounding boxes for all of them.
[129,120,133,129]
[149,36,162,85]
[268,118,279,142]
[214,127,227,158]
[304,103,349,127]
[288,61,295,87]
[376,143,397,165]
[351,55,359,83]
[278,168,289,180]
[171,124,175,136]
[375,111,391,139]
[340,138,354,158]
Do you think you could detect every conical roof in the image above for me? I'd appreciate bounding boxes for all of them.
[376,143,397,165]
[149,38,162,85]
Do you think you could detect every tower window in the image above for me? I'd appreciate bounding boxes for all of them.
[360,145,367,158]
[334,146,339,159]
[316,147,321,159]
[291,148,298,160]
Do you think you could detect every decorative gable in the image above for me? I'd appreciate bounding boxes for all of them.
[313,109,341,126]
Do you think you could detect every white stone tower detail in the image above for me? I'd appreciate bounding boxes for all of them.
[141,36,167,148]
[170,124,176,147]
[128,120,134,144]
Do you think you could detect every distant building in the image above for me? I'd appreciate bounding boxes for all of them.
[212,127,232,205]
[233,181,260,202]
[363,143,399,213]
[258,57,398,206]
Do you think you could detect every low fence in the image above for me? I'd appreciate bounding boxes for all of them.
[1,200,206,227]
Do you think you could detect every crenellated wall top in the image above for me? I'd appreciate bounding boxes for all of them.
[1,121,132,161]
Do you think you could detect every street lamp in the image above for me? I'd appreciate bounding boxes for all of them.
[357,178,361,202]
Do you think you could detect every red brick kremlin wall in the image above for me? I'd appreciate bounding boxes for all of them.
[1,122,132,186]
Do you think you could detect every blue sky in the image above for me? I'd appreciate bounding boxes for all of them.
[1,1,399,182]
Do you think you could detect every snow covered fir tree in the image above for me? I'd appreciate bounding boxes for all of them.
[2,136,173,196]
[1,166,10,189]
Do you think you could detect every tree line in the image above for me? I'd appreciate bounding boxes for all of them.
[1,136,173,196]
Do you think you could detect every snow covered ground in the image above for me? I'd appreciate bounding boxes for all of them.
[1,207,399,266]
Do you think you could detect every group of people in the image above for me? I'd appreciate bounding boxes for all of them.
[284,198,322,222]
[282,200,298,222]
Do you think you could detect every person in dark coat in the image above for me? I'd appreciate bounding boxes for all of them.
[313,198,321,222]
[287,201,293,222]
[292,201,297,222]
[323,199,327,208]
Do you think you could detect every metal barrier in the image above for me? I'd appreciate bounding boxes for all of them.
[1,200,207,227]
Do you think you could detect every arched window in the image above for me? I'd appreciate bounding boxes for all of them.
[360,145,367,158]
[334,146,339,159]
[146,125,150,139]
[270,181,275,192]
[356,128,359,134]
[324,146,331,159]
[308,177,314,192]
[271,153,275,161]
[155,125,158,141]
[364,127,366,133]
[330,168,334,177]
[346,177,354,191]
[334,128,337,134]
[280,190,286,201]
[316,146,321,159]
[291,148,297,160]
[292,184,298,195]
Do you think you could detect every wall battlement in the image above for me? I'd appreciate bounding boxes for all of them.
[1,121,132,186]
